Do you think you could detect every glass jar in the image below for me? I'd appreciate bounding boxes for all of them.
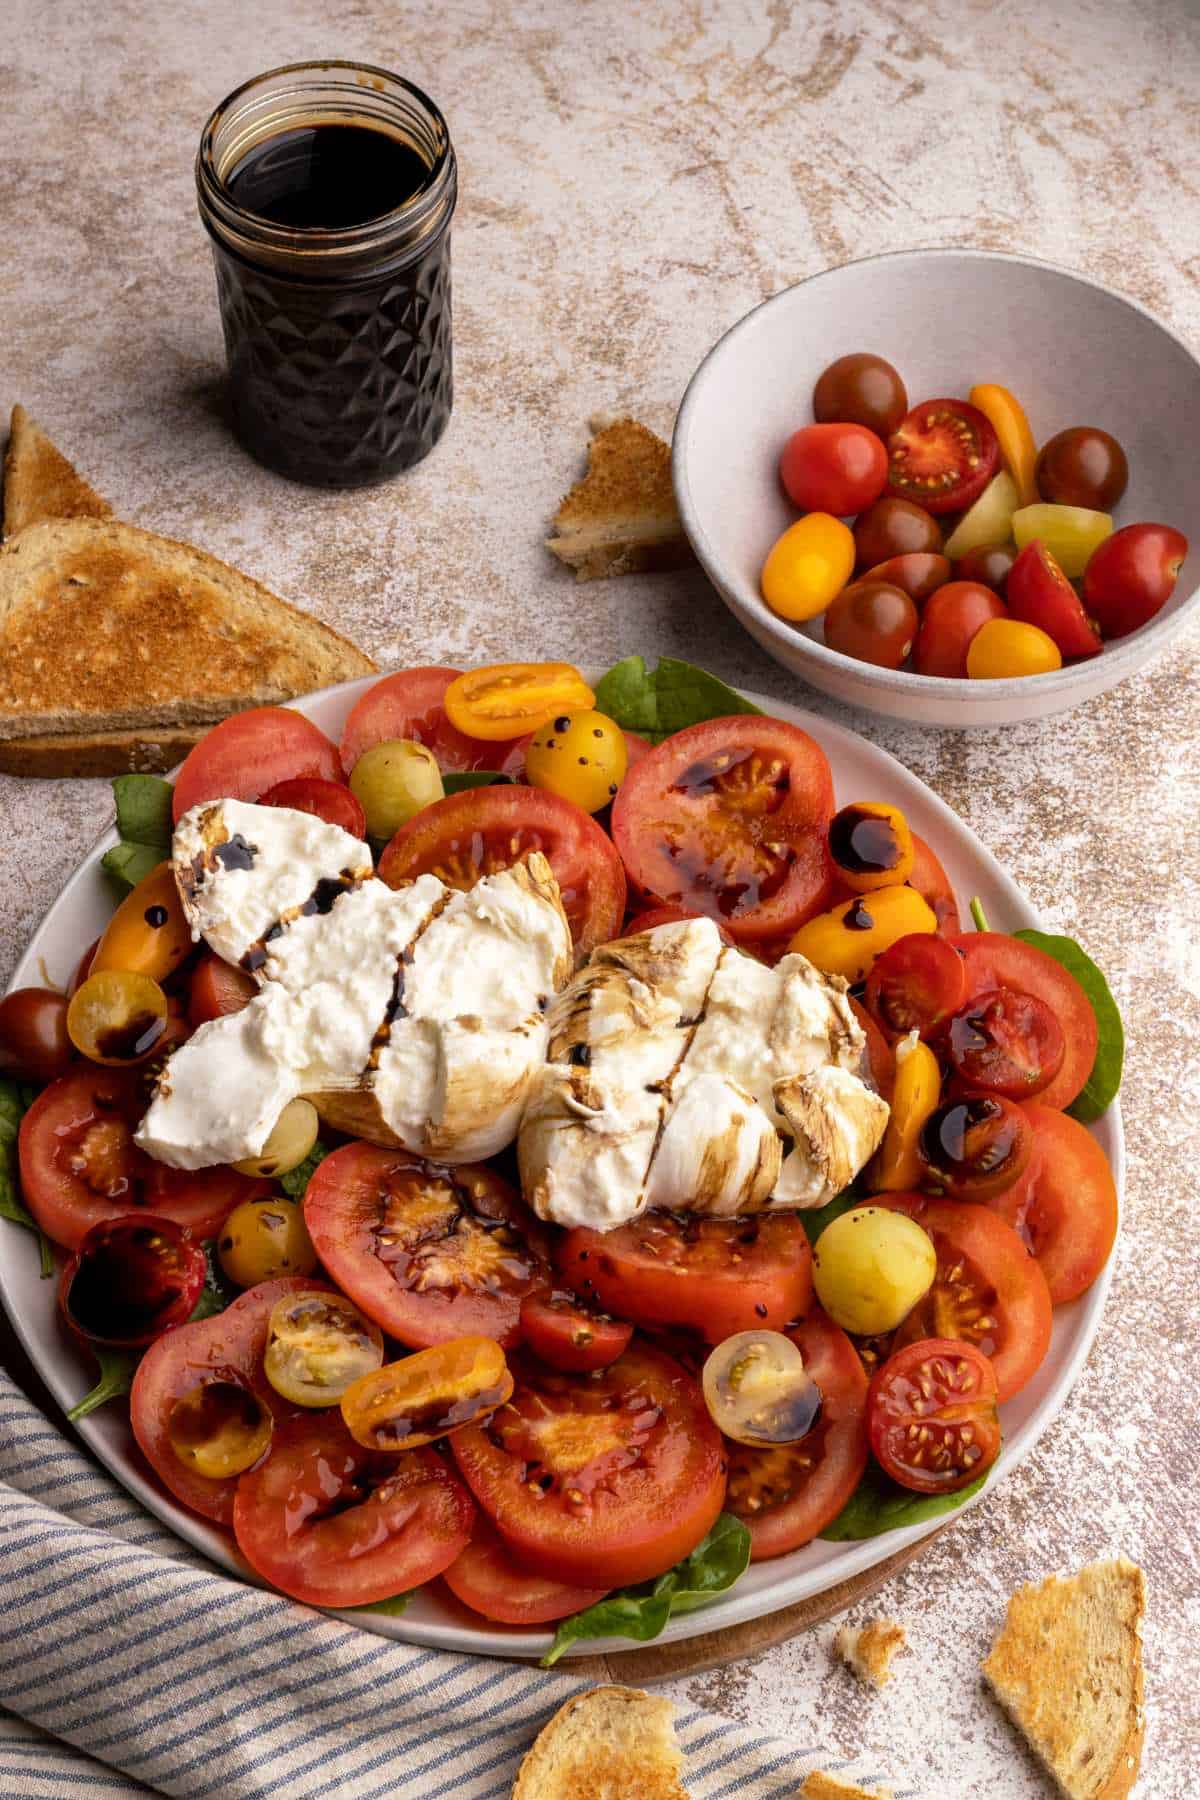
[196,61,457,488]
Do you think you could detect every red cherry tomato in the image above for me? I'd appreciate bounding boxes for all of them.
[853,497,943,570]
[913,582,1007,677]
[260,776,367,837]
[954,543,1017,595]
[725,1307,869,1561]
[172,708,343,823]
[234,1414,474,1607]
[813,354,908,438]
[823,581,918,670]
[988,1103,1117,1303]
[59,1215,207,1348]
[908,834,960,933]
[518,1290,633,1373]
[919,1093,1033,1201]
[558,1210,813,1344]
[0,988,74,1083]
[945,987,1065,1099]
[886,398,1000,516]
[442,1520,610,1624]
[1035,427,1129,511]
[69,939,100,998]
[780,423,889,516]
[951,932,1097,1111]
[18,1067,268,1251]
[1006,541,1102,660]
[378,785,625,954]
[450,1341,725,1588]
[611,717,835,945]
[623,904,736,946]
[865,932,967,1039]
[1081,523,1189,638]
[860,553,952,601]
[187,953,257,1028]
[868,1338,1000,1494]
[848,996,896,1106]
[622,730,653,768]
[339,667,527,777]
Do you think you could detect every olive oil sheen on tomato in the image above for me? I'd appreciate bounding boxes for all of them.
[226,123,429,228]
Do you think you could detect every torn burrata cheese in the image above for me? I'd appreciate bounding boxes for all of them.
[518,916,889,1228]
[136,798,573,1169]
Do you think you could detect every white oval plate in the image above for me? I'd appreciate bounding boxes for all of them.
[0,674,1121,1659]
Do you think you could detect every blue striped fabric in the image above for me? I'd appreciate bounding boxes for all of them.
[0,1373,917,1798]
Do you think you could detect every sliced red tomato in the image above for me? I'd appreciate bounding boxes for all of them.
[951,932,1097,1110]
[623,904,735,946]
[610,717,835,945]
[172,708,343,823]
[260,776,367,838]
[234,1415,474,1607]
[519,1289,633,1373]
[868,1338,1000,1494]
[725,1307,869,1561]
[18,1067,267,1251]
[870,1193,1052,1402]
[442,1520,610,1624]
[988,1104,1118,1303]
[886,398,1000,515]
[849,996,896,1106]
[558,1211,813,1344]
[303,1144,549,1349]
[378,785,626,953]
[908,834,960,932]
[339,668,526,778]
[130,1274,320,1523]
[188,953,257,1028]
[622,730,652,768]
[450,1340,725,1587]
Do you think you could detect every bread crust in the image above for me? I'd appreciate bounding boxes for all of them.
[0,727,203,777]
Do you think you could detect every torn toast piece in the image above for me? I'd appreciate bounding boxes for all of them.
[835,1617,908,1689]
[511,1685,689,1798]
[2,404,112,540]
[546,414,696,581]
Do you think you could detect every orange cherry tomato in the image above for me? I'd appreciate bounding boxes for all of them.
[828,801,914,892]
[969,383,1039,507]
[91,862,192,986]
[442,662,594,742]
[966,617,1062,679]
[341,1337,514,1452]
[761,513,856,623]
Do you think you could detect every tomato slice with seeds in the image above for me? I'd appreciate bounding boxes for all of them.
[442,1520,610,1624]
[610,717,835,945]
[945,987,1065,1098]
[951,932,1097,1111]
[172,707,343,823]
[18,1067,268,1252]
[886,398,1000,516]
[339,667,527,778]
[869,1193,1052,1402]
[377,785,626,953]
[557,1211,814,1345]
[864,932,967,1040]
[303,1143,550,1350]
[725,1307,869,1561]
[987,1104,1118,1303]
[450,1340,726,1587]
[234,1414,474,1607]
[868,1338,1000,1494]
[518,1290,633,1373]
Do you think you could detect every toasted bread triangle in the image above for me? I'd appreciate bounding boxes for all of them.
[2,405,112,540]
[512,1686,689,1799]
[546,415,695,582]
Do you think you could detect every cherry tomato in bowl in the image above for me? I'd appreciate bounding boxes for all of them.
[867,1337,1000,1494]
[853,497,943,570]
[860,552,952,601]
[954,543,1016,595]
[823,581,918,670]
[1035,426,1129,511]
[1081,523,1189,638]
[812,353,908,438]
[780,423,888,517]
[1006,541,1102,660]
[172,707,343,823]
[886,398,1000,516]
[912,582,1007,678]
[60,1215,206,1348]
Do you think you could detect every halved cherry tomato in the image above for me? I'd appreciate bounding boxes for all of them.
[919,1094,1033,1201]
[303,1144,549,1349]
[870,1194,1052,1402]
[91,863,192,986]
[60,1215,207,1348]
[18,1067,268,1251]
[1006,541,1102,660]
[907,833,960,933]
[861,553,952,601]
[848,996,895,1106]
[234,1414,474,1607]
[611,717,835,945]
[886,398,1000,516]
[450,1340,725,1587]
[868,1337,1000,1494]
[260,776,367,837]
[946,988,1065,1098]
[969,384,1038,507]
[623,904,737,946]
[913,582,1007,678]
[378,785,625,953]
[188,953,257,1027]
[988,1104,1118,1303]
[558,1211,813,1344]
[443,663,594,742]
[341,1337,513,1451]
[780,422,889,517]
[951,932,1097,1111]
[172,708,343,823]
[519,1290,633,1373]
[725,1307,869,1561]
[442,1520,610,1624]
[67,970,168,1066]
[0,988,73,1084]
[828,802,914,892]
[865,932,966,1040]
[338,667,528,777]
[1081,522,1189,638]
[130,1274,323,1522]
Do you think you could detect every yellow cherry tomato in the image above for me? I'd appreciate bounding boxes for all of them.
[264,1291,385,1408]
[91,861,192,984]
[233,1098,319,1180]
[524,709,628,812]
[812,1206,937,1334]
[167,1378,273,1479]
[217,1198,319,1287]
[761,513,856,622]
[873,1031,941,1190]
[340,1336,513,1451]
[67,969,168,1065]
[967,617,1063,679]
[787,885,936,982]
[443,663,595,742]
[828,801,914,893]
[969,383,1038,507]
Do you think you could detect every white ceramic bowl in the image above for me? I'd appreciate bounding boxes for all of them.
[0,674,1121,1660]
[673,248,1200,727]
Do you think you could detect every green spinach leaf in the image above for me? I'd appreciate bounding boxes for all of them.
[101,775,175,890]
[441,771,512,794]
[67,1346,139,1422]
[540,1512,750,1667]
[188,1241,236,1321]
[593,657,762,743]
[345,1591,413,1616]
[0,1078,52,1277]
[1013,930,1123,1121]
[280,1140,330,1199]
[800,1185,864,1247]
[820,1460,989,1541]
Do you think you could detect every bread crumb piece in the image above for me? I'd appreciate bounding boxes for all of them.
[834,1617,908,1689]
[801,1772,895,1800]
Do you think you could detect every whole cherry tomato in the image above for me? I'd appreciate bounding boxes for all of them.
[1035,426,1129,511]
[761,514,856,622]
[853,497,943,570]
[812,353,908,438]
[1081,523,1189,638]
[780,423,888,516]
[966,617,1062,679]
[0,988,74,1083]
[860,553,951,601]
[955,543,1016,595]
[913,582,1006,678]
[823,581,918,669]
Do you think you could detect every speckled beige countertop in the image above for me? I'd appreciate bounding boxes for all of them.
[3,1,1199,1794]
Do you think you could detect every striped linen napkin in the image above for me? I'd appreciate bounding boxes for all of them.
[0,1370,914,1799]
